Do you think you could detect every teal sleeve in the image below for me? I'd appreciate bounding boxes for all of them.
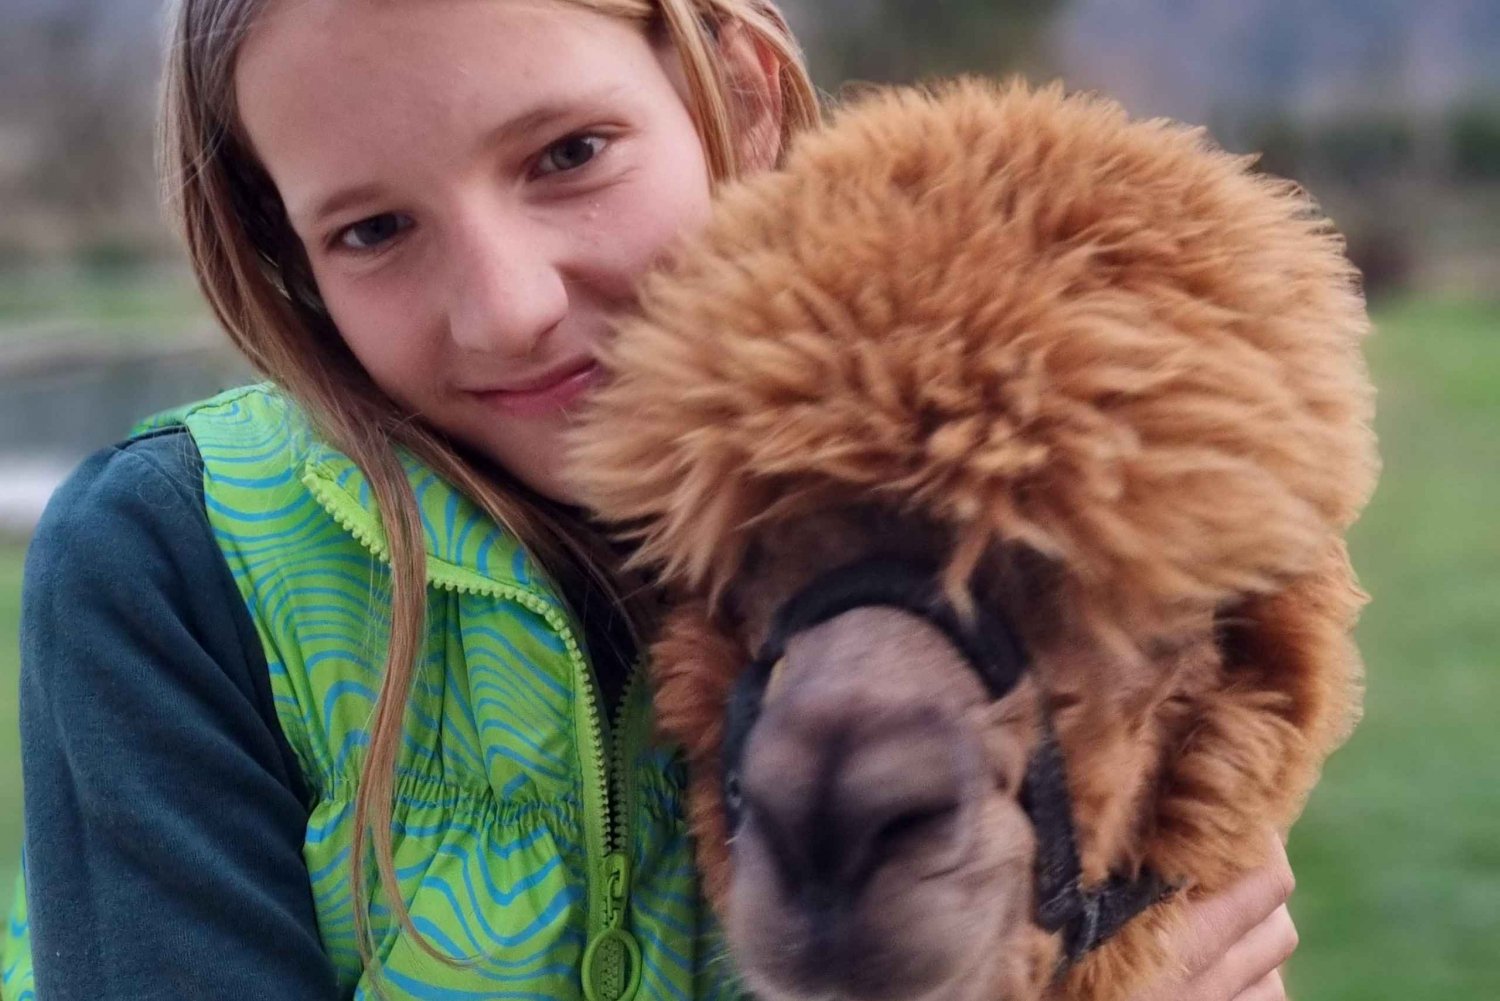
[14,430,339,1000]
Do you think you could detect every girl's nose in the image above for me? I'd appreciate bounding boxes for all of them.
[446,211,570,358]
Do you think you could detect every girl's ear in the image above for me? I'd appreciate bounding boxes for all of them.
[716,19,786,173]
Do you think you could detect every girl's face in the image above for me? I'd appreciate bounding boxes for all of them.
[237,0,724,500]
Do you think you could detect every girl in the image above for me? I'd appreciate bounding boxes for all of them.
[3,1,1300,999]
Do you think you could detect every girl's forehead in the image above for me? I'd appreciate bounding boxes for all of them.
[238,0,649,99]
[234,0,667,214]
[236,0,655,128]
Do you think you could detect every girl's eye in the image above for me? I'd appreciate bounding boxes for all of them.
[336,213,412,252]
[537,134,607,176]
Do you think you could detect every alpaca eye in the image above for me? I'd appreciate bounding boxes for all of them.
[725,772,744,817]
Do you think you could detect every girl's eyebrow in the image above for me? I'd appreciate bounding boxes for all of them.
[297,85,627,229]
[303,183,388,230]
[481,85,628,153]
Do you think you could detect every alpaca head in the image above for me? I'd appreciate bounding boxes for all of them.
[710,512,1072,1000]
[691,508,1210,1000]
[570,80,1376,1000]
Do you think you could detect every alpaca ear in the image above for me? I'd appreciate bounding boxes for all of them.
[715,18,786,173]
[1139,541,1366,893]
[1214,540,1368,763]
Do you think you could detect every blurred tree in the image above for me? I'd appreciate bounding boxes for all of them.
[1451,103,1500,181]
[784,0,1063,90]
[0,0,165,258]
[1319,116,1419,187]
[1244,112,1424,299]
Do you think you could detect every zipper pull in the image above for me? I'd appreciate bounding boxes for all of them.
[600,850,630,930]
[583,851,641,1001]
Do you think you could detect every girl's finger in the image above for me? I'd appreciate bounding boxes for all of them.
[1233,969,1288,1001]
[1211,904,1298,998]
[1177,838,1296,974]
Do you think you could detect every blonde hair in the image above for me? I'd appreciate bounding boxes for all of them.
[161,0,820,975]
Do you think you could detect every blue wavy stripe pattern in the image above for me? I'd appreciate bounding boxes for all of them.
[2,385,746,1000]
[3,856,32,1001]
[209,389,741,998]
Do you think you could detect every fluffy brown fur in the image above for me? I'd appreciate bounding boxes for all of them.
[570,79,1377,999]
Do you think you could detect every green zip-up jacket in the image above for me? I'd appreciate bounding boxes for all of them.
[5,385,739,1001]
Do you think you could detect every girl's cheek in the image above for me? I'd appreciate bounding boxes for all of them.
[582,152,712,285]
[609,192,711,291]
[320,271,435,378]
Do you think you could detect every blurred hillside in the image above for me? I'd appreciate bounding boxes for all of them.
[782,0,1500,298]
[782,0,1064,85]
[0,0,166,260]
[1054,0,1500,298]
[1056,0,1500,127]
[0,4,1496,1000]
[6,0,1497,295]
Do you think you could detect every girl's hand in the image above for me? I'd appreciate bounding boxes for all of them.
[1131,833,1299,1001]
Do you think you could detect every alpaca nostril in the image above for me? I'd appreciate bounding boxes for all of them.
[871,803,960,855]
[738,705,978,904]
[843,798,963,887]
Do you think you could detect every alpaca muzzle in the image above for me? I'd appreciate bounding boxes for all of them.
[721,556,1171,974]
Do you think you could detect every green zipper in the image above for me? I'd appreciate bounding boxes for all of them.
[304,469,647,1001]
[581,666,647,1001]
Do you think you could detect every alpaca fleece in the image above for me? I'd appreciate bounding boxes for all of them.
[570,79,1377,998]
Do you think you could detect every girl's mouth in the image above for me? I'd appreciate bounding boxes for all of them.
[473,361,604,417]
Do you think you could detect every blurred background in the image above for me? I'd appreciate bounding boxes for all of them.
[1,0,1496,997]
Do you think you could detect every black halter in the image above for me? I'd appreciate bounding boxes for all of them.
[721,556,1169,971]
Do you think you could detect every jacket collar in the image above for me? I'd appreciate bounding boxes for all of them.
[300,438,569,616]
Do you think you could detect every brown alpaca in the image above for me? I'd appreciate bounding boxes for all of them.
[569,80,1377,1001]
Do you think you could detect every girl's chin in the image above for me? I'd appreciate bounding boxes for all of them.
[469,435,584,506]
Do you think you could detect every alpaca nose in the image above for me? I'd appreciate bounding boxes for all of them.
[739,692,977,904]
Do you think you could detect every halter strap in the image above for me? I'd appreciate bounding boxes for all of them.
[721,556,1169,972]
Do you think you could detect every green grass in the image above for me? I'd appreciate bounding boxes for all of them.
[1286,298,1500,999]
[0,298,1496,995]
[1,544,25,901]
